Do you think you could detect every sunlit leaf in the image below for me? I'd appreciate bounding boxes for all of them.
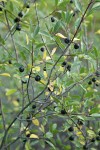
[32,117,39,126]
[0,73,11,77]
[30,134,39,139]
[6,89,17,96]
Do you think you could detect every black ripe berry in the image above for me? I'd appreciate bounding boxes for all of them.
[61,109,66,115]
[91,138,95,142]
[32,104,36,109]
[67,65,71,71]
[19,66,24,72]
[92,77,96,82]
[88,81,92,85]
[69,136,74,141]
[26,4,30,8]
[83,145,88,150]
[95,83,99,87]
[68,127,74,132]
[74,43,79,49]
[40,47,45,52]
[77,119,83,125]
[64,38,70,44]
[70,0,73,4]
[61,61,66,67]
[22,80,27,84]
[23,139,27,143]
[18,11,23,18]
[26,116,31,122]
[16,23,21,31]
[26,133,30,138]
[96,135,100,141]
[8,60,12,64]
[35,75,41,82]
[98,131,100,136]
[0,7,2,11]
[14,17,20,23]
[51,17,55,22]
[43,67,46,71]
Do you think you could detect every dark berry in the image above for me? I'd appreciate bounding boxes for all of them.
[96,135,100,141]
[40,47,44,52]
[61,109,66,115]
[51,17,55,22]
[16,98,20,102]
[18,11,23,18]
[14,17,20,23]
[68,127,74,132]
[74,43,79,49]
[70,0,73,3]
[61,61,66,67]
[83,145,88,150]
[8,60,12,64]
[32,104,36,109]
[48,87,51,92]
[77,119,83,125]
[0,7,2,11]
[19,66,24,72]
[67,65,71,71]
[88,81,92,85]
[73,12,75,17]
[92,78,96,82]
[23,139,27,143]
[35,75,41,82]
[91,138,95,142]
[43,67,46,71]
[95,83,99,86]
[26,133,30,138]
[16,23,21,31]
[64,38,70,44]
[26,4,30,8]
[26,116,31,122]
[22,80,27,84]
[69,136,74,141]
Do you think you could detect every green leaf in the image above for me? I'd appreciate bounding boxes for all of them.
[6,89,17,96]
[45,140,56,150]
[33,25,40,38]
[74,0,82,12]
[45,132,53,139]
[90,113,100,117]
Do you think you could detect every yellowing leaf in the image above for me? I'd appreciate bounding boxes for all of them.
[32,66,40,72]
[55,33,66,39]
[43,50,47,60]
[25,75,29,79]
[39,124,45,133]
[95,29,100,34]
[6,89,17,96]
[40,80,46,85]
[51,47,57,56]
[46,56,51,60]
[12,100,19,106]
[0,73,11,77]
[43,71,48,78]
[26,34,29,45]
[32,118,39,126]
[73,38,80,41]
[30,134,39,139]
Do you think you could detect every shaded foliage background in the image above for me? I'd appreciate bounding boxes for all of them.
[0,0,100,150]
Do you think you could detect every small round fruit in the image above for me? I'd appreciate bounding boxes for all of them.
[18,11,23,18]
[14,17,20,23]
[43,67,46,71]
[0,7,2,11]
[96,135,100,141]
[95,83,99,87]
[26,133,30,138]
[74,43,79,49]
[64,38,70,44]
[88,81,92,85]
[91,138,95,142]
[51,17,55,22]
[61,109,66,115]
[8,60,12,64]
[98,131,100,136]
[16,23,21,31]
[26,4,30,8]
[32,104,36,109]
[70,0,73,3]
[67,65,71,71]
[92,77,96,82]
[40,47,44,52]
[19,66,24,72]
[35,75,41,82]
[23,139,27,143]
[68,127,74,132]
[69,136,74,141]
[26,116,31,122]
[22,80,27,84]
[77,119,83,125]
[61,61,66,67]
